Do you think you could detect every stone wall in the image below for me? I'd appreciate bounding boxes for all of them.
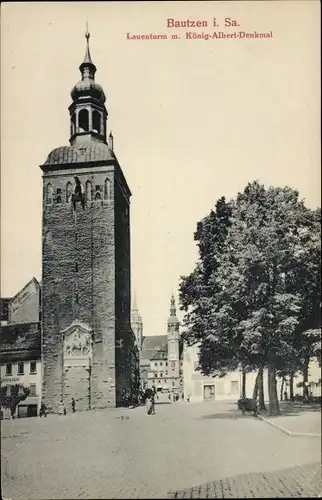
[114,176,140,405]
[41,164,119,412]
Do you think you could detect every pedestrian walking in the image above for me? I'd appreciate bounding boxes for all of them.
[71,398,76,413]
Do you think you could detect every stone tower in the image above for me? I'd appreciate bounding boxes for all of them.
[40,29,138,412]
[167,294,180,389]
[131,294,143,350]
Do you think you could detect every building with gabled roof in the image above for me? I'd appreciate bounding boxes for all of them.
[131,295,183,393]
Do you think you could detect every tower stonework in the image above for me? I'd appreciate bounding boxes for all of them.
[167,294,180,388]
[40,31,138,412]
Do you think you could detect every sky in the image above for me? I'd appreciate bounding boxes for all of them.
[1,1,320,336]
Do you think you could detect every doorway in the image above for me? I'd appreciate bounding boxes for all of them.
[203,385,215,401]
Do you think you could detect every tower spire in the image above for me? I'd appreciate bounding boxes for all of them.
[80,23,96,79]
[170,293,176,317]
[132,291,138,310]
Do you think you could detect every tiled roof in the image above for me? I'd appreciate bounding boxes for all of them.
[140,335,184,361]
[43,142,114,166]
[141,335,168,359]
[0,322,40,362]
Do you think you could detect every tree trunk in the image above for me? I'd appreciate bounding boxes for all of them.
[289,373,294,401]
[268,363,280,416]
[303,356,310,403]
[253,372,259,400]
[258,366,266,410]
[242,369,246,399]
[280,376,285,401]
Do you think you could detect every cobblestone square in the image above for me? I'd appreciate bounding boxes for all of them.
[1,401,321,499]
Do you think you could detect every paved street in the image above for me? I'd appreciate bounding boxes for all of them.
[1,401,321,499]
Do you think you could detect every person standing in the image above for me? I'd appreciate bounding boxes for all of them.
[39,402,47,418]
[71,398,76,413]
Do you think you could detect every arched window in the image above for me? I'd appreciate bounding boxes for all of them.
[92,110,101,134]
[66,182,72,203]
[94,184,102,201]
[78,109,89,132]
[86,180,92,201]
[46,183,53,205]
[56,188,62,204]
[71,114,76,136]
[104,178,112,200]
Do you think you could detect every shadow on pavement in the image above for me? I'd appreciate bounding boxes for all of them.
[198,406,257,420]
[260,402,321,420]
[167,462,321,498]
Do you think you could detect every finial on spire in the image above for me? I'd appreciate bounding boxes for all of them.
[80,22,96,76]
[85,21,90,41]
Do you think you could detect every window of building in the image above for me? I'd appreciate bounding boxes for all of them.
[165,362,168,367]
[78,109,89,132]
[56,188,62,204]
[6,363,12,376]
[94,185,102,201]
[92,110,101,134]
[29,384,37,397]
[165,371,168,376]
[230,381,239,395]
[179,370,183,376]
[160,372,163,378]
[160,362,163,366]
[172,381,175,386]
[17,362,24,375]
[154,372,157,378]
[104,179,112,200]
[158,380,161,384]
[46,183,53,205]
[30,362,37,374]
[86,180,92,201]
[66,182,72,203]
[71,113,76,136]
[154,362,157,367]
[6,385,11,396]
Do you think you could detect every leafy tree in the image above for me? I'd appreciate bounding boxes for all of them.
[0,384,30,418]
[179,181,320,416]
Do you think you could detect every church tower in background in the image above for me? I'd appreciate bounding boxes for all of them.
[167,294,180,390]
[131,294,143,350]
[40,29,138,412]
